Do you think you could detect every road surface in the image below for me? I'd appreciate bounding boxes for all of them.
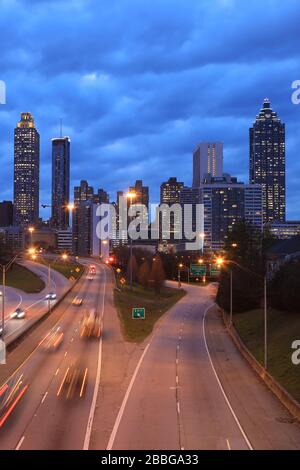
[107,283,300,450]
[0,260,110,449]
[1,260,70,345]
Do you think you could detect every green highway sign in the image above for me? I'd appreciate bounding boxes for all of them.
[132,307,146,320]
[190,264,206,276]
[210,264,221,277]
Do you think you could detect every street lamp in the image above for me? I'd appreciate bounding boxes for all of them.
[126,191,136,290]
[28,226,35,247]
[220,258,268,370]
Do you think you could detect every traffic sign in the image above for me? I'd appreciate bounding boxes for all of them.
[132,307,145,319]
[190,264,206,276]
[210,264,221,277]
[75,267,80,273]
[120,277,126,285]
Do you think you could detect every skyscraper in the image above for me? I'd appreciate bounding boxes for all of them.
[193,142,223,187]
[51,137,70,229]
[14,112,40,226]
[249,99,285,223]
[160,177,184,241]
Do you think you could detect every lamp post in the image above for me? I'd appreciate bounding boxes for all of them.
[218,256,268,370]
[29,250,68,314]
[1,254,18,341]
[28,226,35,247]
[178,263,183,288]
[126,192,136,290]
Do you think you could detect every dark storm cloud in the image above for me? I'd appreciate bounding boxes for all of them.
[0,0,300,216]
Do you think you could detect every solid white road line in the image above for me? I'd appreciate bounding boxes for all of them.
[226,438,231,450]
[202,304,253,451]
[15,436,25,450]
[83,265,106,450]
[41,392,48,404]
[106,343,150,450]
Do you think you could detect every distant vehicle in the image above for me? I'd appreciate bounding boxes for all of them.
[72,297,83,306]
[45,292,57,301]
[10,308,25,320]
[88,264,96,277]
[57,360,88,400]
[42,327,64,351]
[80,309,101,338]
[0,325,3,336]
[0,374,29,428]
[0,291,2,297]
[87,275,94,281]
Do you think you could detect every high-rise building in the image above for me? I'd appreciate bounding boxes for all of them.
[267,221,300,240]
[0,201,13,227]
[193,142,223,187]
[201,175,263,251]
[72,180,109,255]
[160,177,184,242]
[51,137,70,229]
[129,180,149,209]
[249,99,285,223]
[14,112,40,226]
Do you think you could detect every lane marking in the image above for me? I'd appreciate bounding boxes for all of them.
[226,438,231,450]
[15,436,25,450]
[83,265,107,450]
[106,343,150,450]
[57,368,69,397]
[202,304,253,450]
[55,368,59,376]
[41,392,48,404]
[177,402,180,414]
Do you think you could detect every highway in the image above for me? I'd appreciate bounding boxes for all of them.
[1,260,70,345]
[106,283,300,450]
[1,271,300,450]
[0,260,109,450]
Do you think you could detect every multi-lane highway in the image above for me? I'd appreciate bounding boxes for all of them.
[1,268,300,450]
[2,260,70,345]
[0,260,109,450]
[105,283,300,451]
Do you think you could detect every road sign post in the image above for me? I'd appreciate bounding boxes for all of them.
[132,307,145,320]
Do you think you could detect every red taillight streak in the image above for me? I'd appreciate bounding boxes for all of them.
[0,385,28,428]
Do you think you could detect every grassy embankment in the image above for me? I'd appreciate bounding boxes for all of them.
[5,263,45,293]
[233,308,300,402]
[114,283,186,342]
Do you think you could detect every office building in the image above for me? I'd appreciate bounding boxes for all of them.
[201,175,263,251]
[57,228,73,253]
[193,142,223,187]
[267,221,300,240]
[160,177,184,242]
[0,201,13,227]
[51,137,70,229]
[250,99,285,223]
[14,112,40,226]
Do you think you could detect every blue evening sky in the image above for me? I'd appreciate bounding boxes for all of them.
[0,0,300,219]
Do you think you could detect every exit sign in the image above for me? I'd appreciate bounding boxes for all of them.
[132,307,146,319]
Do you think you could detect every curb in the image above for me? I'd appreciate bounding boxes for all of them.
[220,308,300,423]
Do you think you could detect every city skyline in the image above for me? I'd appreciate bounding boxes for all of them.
[1,0,300,219]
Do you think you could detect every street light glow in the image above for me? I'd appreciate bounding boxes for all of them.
[216,257,225,267]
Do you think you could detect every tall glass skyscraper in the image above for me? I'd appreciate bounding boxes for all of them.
[14,112,40,227]
[51,137,71,229]
[249,99,285,223]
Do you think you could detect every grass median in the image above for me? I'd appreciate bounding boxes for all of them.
[5,263,45,293]
[48,260,84,280]
[233,308,300,402]
[114,284,186,343]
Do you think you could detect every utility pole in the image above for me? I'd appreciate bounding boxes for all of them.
[230,270,233,327]
[264,275,268,370]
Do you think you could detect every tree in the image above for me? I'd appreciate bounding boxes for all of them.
[138,260,150,289]
[126,254,138,284]
[269,261,300,312]
[149,255,166,293]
